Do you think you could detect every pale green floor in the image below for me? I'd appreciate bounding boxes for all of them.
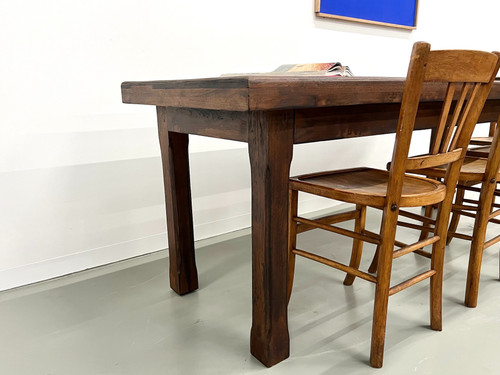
[1,209,499,375]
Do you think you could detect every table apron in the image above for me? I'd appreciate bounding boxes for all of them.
[161,99,500,145]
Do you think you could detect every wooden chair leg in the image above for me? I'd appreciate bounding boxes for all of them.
[430,229,445,330]
[465,237,486,308]
[344,205,367,285]
[487,185,495,213]
[370,208,397,368]
[368,245,380,274]
[446,186,465,245]
[370,260,392,368]
[287,189,299,303]
[430,182,458,330]
[465,180,495,307]
[418,205,434,241]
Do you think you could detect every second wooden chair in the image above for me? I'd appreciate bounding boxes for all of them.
[417,118,500,307]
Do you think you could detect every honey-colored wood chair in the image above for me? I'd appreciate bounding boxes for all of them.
[469,121,497,147]
[465,121,497,159]
[416,117,500,308]
[287,42,500,368]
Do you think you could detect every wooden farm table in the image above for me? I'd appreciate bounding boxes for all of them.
[121,76,500,367]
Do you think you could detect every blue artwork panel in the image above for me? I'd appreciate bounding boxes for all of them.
[319,0,417,27]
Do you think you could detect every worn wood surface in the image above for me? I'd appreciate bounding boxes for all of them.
[122,76,500,112]
[123,78,500,147]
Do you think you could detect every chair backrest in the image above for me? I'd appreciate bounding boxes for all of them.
[386,42,500,205]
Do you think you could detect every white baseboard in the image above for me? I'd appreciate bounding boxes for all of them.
[0,233,167,292]
[0,198,344,292]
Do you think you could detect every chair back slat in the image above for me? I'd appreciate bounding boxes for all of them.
[430,83,456,155]
[438,82,473,153]
[449,83,481,151]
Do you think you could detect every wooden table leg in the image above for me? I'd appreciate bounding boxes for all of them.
[157,107,199,295]
[248,110,293,367]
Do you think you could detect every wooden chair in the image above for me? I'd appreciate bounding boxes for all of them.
[287,42,500,368]
[465,121,497,159]
[416,117,500,308]
[469,121,497,147]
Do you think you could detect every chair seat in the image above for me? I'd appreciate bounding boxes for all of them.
[467,145,491,158]
[469,136,493,146]
[290,167,446,208]
[416,157,500,182]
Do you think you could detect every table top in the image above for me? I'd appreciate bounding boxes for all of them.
[122,76,500,112]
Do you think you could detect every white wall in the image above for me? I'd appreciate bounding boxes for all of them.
[1,0,499,290]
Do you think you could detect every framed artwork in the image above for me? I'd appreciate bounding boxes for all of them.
[315,0,419,30]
